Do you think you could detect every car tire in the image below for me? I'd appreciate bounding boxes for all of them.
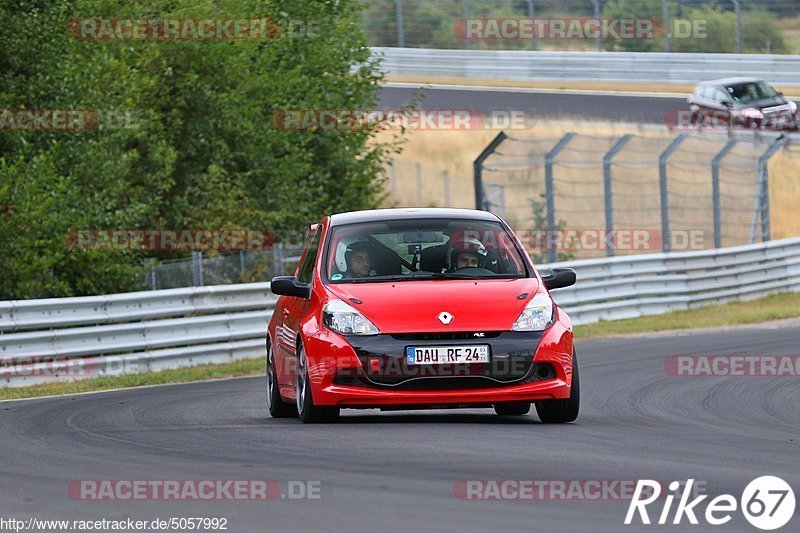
[266,338,297,418]
[493,403,530,416]
[296,343,340,424]
[535,350,580,424]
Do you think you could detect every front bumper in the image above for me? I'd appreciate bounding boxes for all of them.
[301,317,574,407]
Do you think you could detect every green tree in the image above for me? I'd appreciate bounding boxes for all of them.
[0,0,399,299]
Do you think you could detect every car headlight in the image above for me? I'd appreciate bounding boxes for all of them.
[511,293,555,332]
[740,108,763,119]
[789,101,798,114]
[322,299,380,336]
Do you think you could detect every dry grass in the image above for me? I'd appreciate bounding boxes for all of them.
[386,75,800,98]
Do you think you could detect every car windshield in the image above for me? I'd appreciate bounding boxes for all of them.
[726,81,779,104]
[325,219,528,282]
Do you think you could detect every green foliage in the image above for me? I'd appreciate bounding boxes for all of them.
[529,194,575,264]
[0,0,398,298]
[675,7,787,53]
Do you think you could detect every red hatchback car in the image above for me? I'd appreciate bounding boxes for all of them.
[267,208,578,423]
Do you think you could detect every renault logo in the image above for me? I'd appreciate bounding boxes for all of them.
[437,311,454,325]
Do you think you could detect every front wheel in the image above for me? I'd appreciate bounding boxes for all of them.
[535,350,580,423]
[296,343,340,424]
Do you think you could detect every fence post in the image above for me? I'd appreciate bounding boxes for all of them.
[415,163,422,206]
[659,134,687,253]
[524,0,536,50]
[462,0,471,49]
[731,0,741,54]
[662,0,671,52]
[389,162,398,204]
[473,131,507,210]
[711,139,737,249]
[192,252,203,286]
[591,0,601,51]
[602,134,633,257]
[395,0,405,48]
[443,170,450,207]
[750,136,789,243]
[545,132,576,263]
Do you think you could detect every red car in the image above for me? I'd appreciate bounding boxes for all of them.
[267,208,578,423]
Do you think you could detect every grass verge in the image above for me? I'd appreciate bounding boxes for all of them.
[386,75,800,98]
[573,292,800,339]
[2,292,799,400]
[0,358,264,401]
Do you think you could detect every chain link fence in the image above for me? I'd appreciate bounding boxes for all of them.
[142,245,305,291]
[363,0,800,54]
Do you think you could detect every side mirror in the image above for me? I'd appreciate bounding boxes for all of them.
[723,101,733,108]
[542,268,576,290]
[271,276,310,299]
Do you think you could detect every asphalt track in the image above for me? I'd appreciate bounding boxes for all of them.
[378,84,686,124]
[2,321,798,533]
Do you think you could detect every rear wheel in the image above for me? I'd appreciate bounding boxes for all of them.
[266,339,296,418]
[536,351,580,424]
[494,403,531,416]
[296,343,340,424]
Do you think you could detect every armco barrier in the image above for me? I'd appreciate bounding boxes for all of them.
[373,47,800,86]
[1,237,799,388]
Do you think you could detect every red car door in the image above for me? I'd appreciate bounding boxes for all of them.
[276,226,322,398]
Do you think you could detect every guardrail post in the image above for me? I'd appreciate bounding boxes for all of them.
[750,136,789,243]
[603,134,633,257]
[545,132,576,263]
[192,252,204,286]
[473,131,507,210]
[659,134,687,253]
[711,139,737,248]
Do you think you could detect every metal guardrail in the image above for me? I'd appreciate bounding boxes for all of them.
[373,47,800,86]
[1,238,799,388]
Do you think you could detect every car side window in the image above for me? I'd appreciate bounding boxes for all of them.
[297,229,321,284]
[712,89,729,103]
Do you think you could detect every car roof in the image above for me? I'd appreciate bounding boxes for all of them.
[698,77,766,87]
[328,208,500,226]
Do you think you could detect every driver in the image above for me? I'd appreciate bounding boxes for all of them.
[343,241,374,278]
[449,236,487,271]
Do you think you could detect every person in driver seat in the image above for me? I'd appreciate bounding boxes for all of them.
[449,237,488,271]
[343,240,374,278]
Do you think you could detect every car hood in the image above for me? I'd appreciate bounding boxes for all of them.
[736,96,788,110]
[325,278,541,334]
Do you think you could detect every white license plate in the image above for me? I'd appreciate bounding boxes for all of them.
[406,345,490,365]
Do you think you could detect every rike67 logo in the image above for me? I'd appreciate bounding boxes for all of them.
[626,477,795,530]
